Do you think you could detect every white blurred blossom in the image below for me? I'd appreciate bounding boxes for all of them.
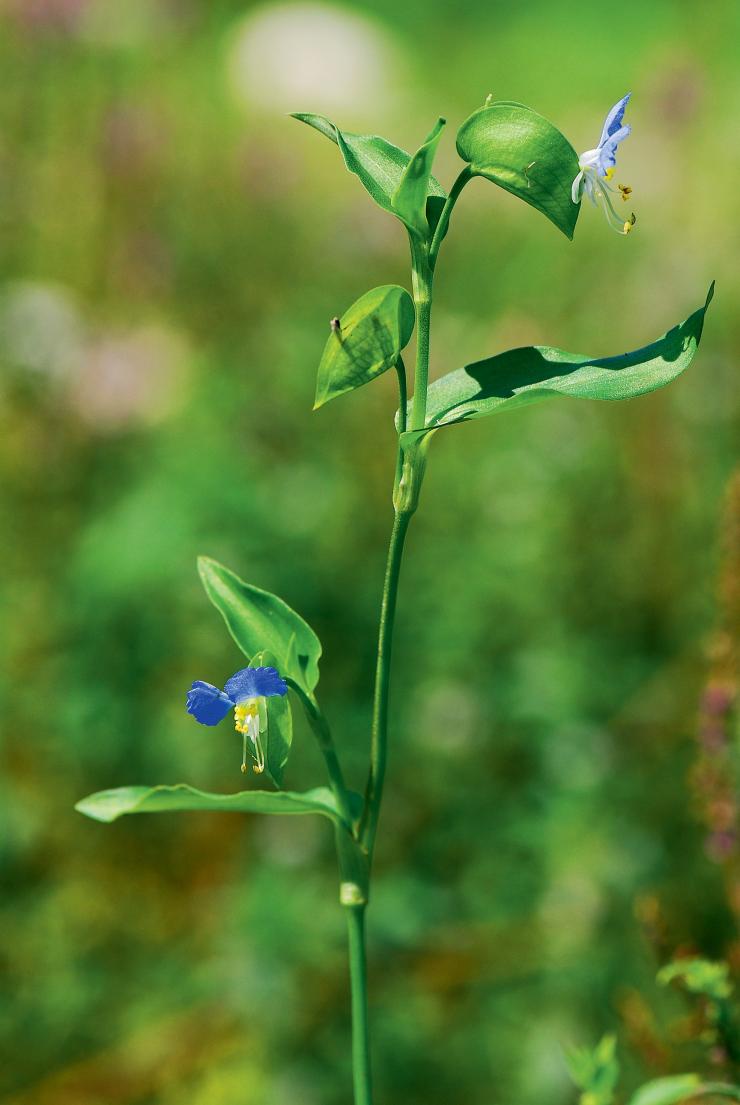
[227,2,406,116]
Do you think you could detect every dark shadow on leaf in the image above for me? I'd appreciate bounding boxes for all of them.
[426,283,714,427]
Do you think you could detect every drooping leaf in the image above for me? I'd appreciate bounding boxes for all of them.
[626,1074,701,1105]
[75,783,351,828]
[315,285,415,409]
[249,649,292,787]
[291,112,447,233]
[391,117,446,237]
[408,284,713,432]
[198,557,321,693]
[456,100,580,238]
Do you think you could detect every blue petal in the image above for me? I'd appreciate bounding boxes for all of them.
[599,93,631,147]
[186,680,234,725]
[597,124,631,175]
[224,666,288,702]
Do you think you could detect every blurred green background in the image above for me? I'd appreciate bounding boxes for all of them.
[1,0,739,1102]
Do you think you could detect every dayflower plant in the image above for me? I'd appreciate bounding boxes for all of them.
[186,665,288,774]
[77,90,723,1105]
[571,92,636,234]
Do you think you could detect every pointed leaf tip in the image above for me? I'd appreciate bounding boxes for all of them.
[76,784,357,828]
[413,287,713,431]
[198,557,321,693]
[314,284,415,408]
[456,100,580,238]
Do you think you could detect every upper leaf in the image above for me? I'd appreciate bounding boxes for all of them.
[292,112,447,234]
[626,1075,701,1105]
[391,118,446,237]
[75,783,351,829]
[409,284,713,431]
[198,557,322,693]
[456,100,580,238]
[315,284,415,409]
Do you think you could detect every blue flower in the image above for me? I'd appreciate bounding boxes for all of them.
[186,666,288,774]
[571,93,636,234]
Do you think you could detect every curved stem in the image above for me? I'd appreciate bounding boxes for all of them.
[429,165,473,270]
[360,507,412,854]
[346,905,372,1105]
[289,681,355,830]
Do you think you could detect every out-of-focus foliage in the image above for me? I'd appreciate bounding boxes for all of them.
[0,1,739,1104]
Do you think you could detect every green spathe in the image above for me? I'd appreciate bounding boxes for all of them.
[198,556,322,693]
[456,100,580,239]
[315,285,415,409]
[404,284,714,433]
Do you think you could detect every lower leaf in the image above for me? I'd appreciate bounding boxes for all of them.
[75,783,354,829]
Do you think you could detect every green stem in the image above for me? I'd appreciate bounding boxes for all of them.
[409,237,433,432]
[429,165,473,270]
[361,506,412,854]
[346,905,372,1105]
[289,682,355,831]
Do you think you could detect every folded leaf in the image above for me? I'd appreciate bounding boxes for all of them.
[198,557,321,693]
[391,117,446,237]
[76,783,350,828]
[411,284,713,431]
[626,1074,701,1105]
[456,100,580,238]
[315,285,415,409]
[292,112,447,234]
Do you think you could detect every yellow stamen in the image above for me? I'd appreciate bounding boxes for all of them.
[623,213,637,234]
[234,698,265,774]
[618,183,632,201]
[234,700,259,733]
[604,167,615,181]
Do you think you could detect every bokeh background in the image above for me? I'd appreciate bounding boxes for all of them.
[1,0,739,1102]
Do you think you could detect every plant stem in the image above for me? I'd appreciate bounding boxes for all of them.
[360,506,412,854]
[289,681,355,830]
[346,905,372,1105]
[409,237,433,433]
[429,165,472,270]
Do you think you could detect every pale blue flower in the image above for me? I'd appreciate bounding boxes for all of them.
[186,666,287,774]
[571,93,636,234]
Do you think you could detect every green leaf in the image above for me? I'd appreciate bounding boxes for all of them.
[75,783,352,828]
[456,100,580,238]
[626,1075,701,1105]
[198,556,321,693]
[315,284,415,409]
[291,112,447,233]
[412,284,713,431]
[565,1035,620,1105]
[249,649,292,787]
[391,117,446,237]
